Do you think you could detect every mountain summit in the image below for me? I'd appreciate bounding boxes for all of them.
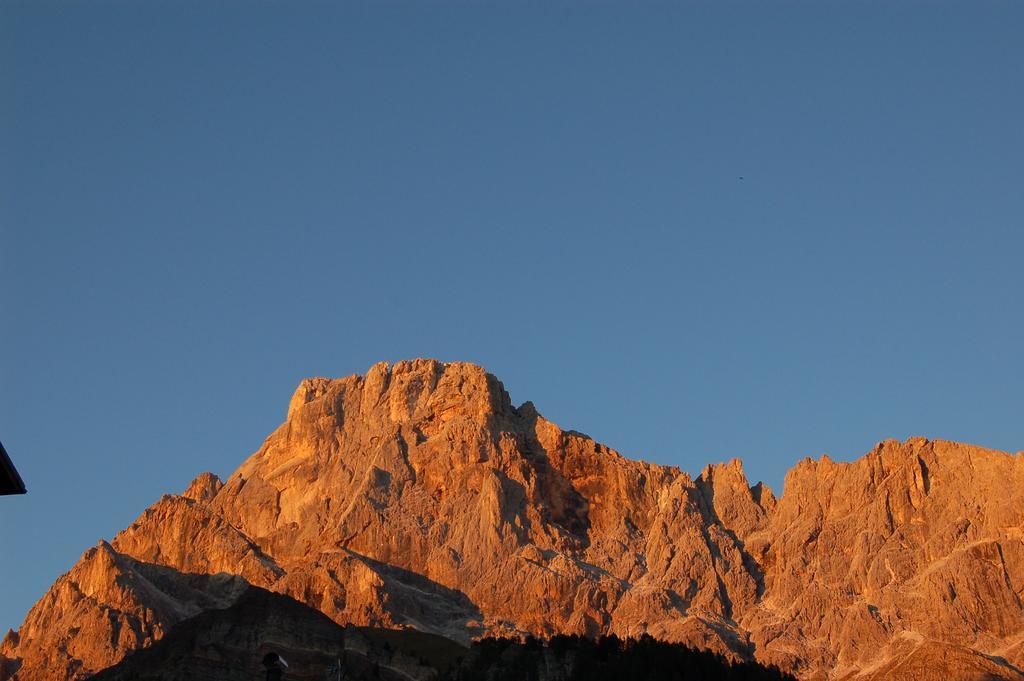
[4,359,1024,680]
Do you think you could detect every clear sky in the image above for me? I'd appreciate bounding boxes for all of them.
[2,1,1022,633]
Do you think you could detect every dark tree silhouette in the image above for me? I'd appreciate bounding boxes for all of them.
[444,634,794,681]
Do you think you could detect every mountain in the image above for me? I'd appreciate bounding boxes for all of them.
[87,585,462,681]
[85,584,794,681]
[3,359,1024,680]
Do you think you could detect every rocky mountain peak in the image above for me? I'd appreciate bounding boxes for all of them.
[285,360,513,428]
[182,471,223,503]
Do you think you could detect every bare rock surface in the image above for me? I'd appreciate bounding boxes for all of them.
[4,360,1024,680]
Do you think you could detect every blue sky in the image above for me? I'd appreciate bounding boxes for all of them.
[2,1,1022,632]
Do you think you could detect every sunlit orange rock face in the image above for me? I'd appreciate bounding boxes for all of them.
[4,359,1024,680]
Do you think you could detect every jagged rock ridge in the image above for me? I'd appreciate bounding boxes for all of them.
[3,359,1024,681]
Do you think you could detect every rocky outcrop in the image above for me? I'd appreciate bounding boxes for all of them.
[4,360,1023,680]
[749,438,1024,679]
[0,541,247,680]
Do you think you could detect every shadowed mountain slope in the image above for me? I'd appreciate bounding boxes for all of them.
[87,585,458,681]
[86,585,793,681]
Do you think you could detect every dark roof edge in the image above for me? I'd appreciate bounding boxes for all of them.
[0,440,27,495]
